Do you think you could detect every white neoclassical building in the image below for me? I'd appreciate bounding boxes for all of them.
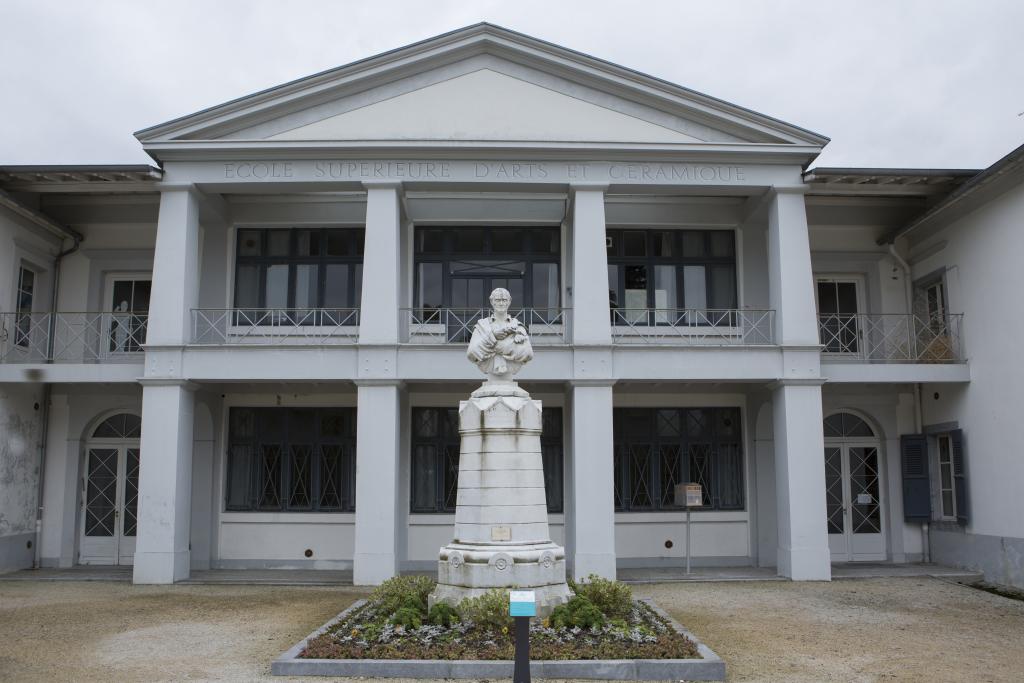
[2,24,1022,589]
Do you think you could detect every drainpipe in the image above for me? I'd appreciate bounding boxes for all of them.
[33,233,82,569]
[888,242,929,563]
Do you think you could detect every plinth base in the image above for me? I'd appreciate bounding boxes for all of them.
[429,541,572,616]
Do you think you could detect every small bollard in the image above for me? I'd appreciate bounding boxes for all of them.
[509,590,536,683]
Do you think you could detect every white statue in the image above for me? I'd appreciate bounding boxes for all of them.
[466,288,533,379]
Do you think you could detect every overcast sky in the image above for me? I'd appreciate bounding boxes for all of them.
[2,0,1021,169]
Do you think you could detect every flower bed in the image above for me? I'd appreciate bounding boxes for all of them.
[301,575,699,661]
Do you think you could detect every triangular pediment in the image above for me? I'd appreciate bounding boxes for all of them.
[266,69,704,144]
[137,24,828,152]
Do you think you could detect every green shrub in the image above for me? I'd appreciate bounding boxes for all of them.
[458,589,513,633]
[571,574,633,620]
[389,606,423,629]
[427,602,461,627]
[550,595,606,629]
[368,575,435,620]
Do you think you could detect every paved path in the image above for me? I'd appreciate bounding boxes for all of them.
[0,577,1021,681]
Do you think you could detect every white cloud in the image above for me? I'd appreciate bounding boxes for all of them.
[1,0,1021,168]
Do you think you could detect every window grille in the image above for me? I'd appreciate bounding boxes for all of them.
[613,407,744,511]
[226,407,356,512]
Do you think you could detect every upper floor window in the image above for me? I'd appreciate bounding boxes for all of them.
[414,227,560,316]
[816,278,860,353]
[226,407,356,512]
[606,230,737,323]
[15,265,36,347]
[234,228,364,315]
[613,407,744,511]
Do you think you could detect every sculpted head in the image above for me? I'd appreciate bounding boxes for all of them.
[489,288,512,315]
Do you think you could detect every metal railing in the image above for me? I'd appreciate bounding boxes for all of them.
[402,308,569,344]
[818,313,964,363]
[0,312,148,363]
[191,308,360,345]
[610,309,775,345]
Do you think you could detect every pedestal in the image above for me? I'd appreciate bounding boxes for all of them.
[430,380,571,614]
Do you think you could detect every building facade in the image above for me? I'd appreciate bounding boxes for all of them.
[1,24,1021,588]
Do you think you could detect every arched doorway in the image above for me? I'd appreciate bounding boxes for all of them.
[79,412,141,565]
[823,412,885,562]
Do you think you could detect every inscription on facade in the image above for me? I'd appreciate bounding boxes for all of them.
[220,160,747,184]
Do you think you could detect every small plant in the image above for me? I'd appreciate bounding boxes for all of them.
[550,595,606,629]
[389,606,423,629]
[368,575,434,620]
[427,602,461,627]
[458,589,513,633]
[571,574,633,620]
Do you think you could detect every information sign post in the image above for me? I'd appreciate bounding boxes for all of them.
[675,483,704,574]
[509,590,536,683]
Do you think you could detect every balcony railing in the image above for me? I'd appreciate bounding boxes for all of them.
[818,313,964,363]
[402,308,569,345]
[0,312,148,363]
[610,309,775,345]
[191,308,360,345]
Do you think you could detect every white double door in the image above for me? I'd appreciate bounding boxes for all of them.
[79,443,140,565]
[824,441,886,561]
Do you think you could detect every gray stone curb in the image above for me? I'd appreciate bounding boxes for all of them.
[272,597,725,680]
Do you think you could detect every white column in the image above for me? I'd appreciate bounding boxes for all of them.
[134,188,201,584]
[134,382,195,583]
[569,382,616,579]
[767,188,819,346]
[358,182,402,344]
[353,381,402,584]
[773,382,830,580]
[570,185,612,345]
[146,189,200,346]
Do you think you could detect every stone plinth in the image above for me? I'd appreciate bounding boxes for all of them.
[429,381,571,614]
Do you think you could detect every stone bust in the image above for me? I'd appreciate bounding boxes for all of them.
[466,288,534,379]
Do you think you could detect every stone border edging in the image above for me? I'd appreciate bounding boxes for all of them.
[271,597,725,680]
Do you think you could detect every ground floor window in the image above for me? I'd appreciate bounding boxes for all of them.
[226,407,356,512]
[613,407,744,511]
[937,433,956,520]
[411,406,564,513]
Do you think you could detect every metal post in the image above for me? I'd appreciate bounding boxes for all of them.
[685,506,692,575]
[513,615,531,683]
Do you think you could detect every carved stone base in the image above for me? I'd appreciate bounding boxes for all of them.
[428,379,571,616]
[430,541,572,615]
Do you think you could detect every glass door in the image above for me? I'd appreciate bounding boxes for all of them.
[79,445,140,565]
[824,443,885,562]
[817,279,861,354]
[106,277,151,355]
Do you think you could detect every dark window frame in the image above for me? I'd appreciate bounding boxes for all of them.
[225,406,357,512]
[613,407,744,512]
[15,264,36,347]
[233,227,364,317]
[413,226,561,314]
[606,229,738,319]
[410,406,564,514]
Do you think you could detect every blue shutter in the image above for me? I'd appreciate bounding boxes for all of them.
[950,429,968,525]
[900,434,931,522]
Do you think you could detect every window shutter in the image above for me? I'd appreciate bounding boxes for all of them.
[950,429,968,525]
[900,434,931,522]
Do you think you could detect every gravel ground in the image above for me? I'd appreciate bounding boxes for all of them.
[0,577,1022,682]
